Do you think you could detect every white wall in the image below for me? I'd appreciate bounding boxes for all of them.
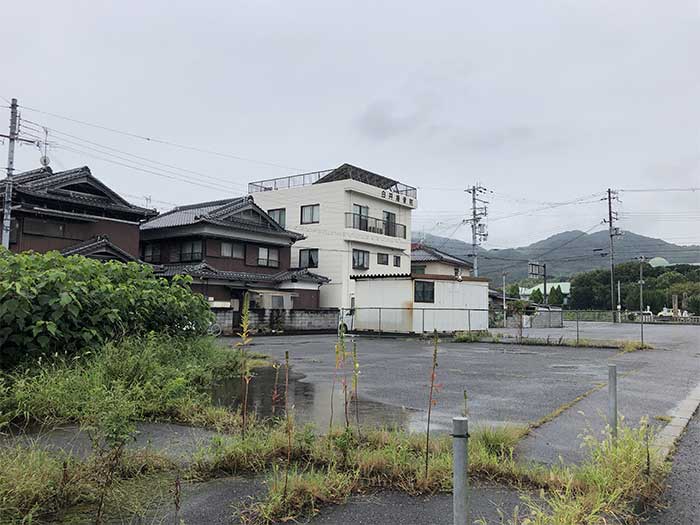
[353,277,489,332]
[251,178,414,309]
[413,260,465,276]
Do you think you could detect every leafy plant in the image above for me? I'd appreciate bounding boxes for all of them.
[0,250,214,367]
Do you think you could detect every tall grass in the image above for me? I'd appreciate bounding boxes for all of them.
[3,333,252,430]
[0,444,172,523]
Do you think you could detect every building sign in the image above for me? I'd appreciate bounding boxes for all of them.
[381,190,414,207]
[528,262,545,278]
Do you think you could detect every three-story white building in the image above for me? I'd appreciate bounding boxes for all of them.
[248,163,417,309]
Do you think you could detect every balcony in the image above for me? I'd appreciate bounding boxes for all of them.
[345,212,406,239]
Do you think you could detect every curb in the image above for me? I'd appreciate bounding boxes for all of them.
[653,382,700,461]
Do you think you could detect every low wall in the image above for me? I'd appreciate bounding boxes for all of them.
[531,309,564,328]
[249,308,339,333]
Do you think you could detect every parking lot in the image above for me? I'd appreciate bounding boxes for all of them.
[233,322,700,463]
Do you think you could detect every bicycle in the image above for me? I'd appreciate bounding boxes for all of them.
[207,322,222,337]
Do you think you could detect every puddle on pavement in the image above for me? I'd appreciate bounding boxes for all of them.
[212,366,424,432]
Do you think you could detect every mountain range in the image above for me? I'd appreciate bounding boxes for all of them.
[414,230,700,282]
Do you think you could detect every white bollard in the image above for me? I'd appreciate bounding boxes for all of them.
[452,417,469,525]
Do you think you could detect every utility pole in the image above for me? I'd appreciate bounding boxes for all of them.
[639,256,645,346]
[1,98,18,249]
[543,263,548,305]
[465,184,488,277]
[617,280,621,312]
[605,189,621,322]
[502,272,507,326]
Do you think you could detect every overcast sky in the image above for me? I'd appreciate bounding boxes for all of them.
[3,0,699,249]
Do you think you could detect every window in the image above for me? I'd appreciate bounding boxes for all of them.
[271,295,285,309]
[393,255,401,267]
[415,281,435,303]
[383,211,396,237]
[143,243,161,263]
[268,208,286,228]
[23,217,65,238]
[301,204,320,224]
[454,267,462,277]
[412,265,426,275]
[352,249,370,270]
[377,253,389,265]
[180,240,203,262]
[299,248,319,268]
[353,204,369,230]
[221,241,244,259]
[258,246,279,267]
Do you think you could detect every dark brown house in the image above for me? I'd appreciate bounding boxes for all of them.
[0,166,156,261]
[140,195,329,328]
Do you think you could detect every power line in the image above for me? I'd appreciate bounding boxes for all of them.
[619,187,699,193]
[18,103,302,172]
[21,120,248,193]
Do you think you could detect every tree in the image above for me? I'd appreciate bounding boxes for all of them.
[507,283,520,298]
[548,285,564,306]
[530,288,544,304]
[688,296,700,315]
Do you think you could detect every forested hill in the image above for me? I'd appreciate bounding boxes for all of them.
[415,230,700,281]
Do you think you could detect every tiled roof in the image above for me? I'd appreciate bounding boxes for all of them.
[140,195,303,239]
[60,235,139,263]
[140,198,247,230]
[154,263,329,284]
[1,166,156,217]
[411,243,473,268]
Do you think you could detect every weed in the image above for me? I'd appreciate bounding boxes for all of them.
[6,334,254,431]
[0,445,173,523]
[351,338,361,438]
[425,330,441,480]
[517,420,667,524]
[453,330,491,343]
[283,350,293,498]
[240,465,357,524]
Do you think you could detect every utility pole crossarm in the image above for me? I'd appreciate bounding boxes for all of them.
[465,184,488,277]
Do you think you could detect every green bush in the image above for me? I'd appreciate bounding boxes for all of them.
[0,250,214,367]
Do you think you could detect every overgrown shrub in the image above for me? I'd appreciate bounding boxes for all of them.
[0,250,214,367]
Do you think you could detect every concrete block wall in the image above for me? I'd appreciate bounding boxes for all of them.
[212,308,235,334]
[531,310,564,328]
[249,308,339,333]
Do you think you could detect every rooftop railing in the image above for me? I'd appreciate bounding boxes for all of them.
[248,168,418,201]
[248,170,333,193]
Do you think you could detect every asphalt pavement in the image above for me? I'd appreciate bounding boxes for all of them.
[239,323,700,465]
[646,410,700,525]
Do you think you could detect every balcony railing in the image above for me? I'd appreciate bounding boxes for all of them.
[345,212,406,239]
